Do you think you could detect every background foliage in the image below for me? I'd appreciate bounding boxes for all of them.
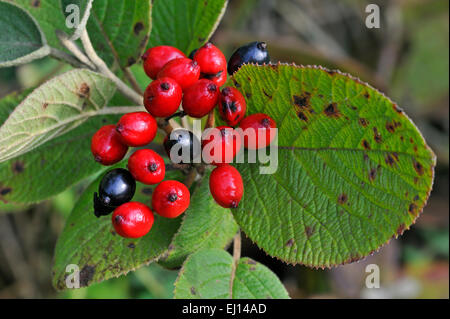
[0,0,448,299]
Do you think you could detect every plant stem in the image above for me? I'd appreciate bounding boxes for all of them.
[80,29,143,105]
[229,230,241,298]
[55,30,96,69]
[205,109,215,129]
[183,168,198,188]
[96,106,144,115]
[123,67,144,95]
[49,47,89,69]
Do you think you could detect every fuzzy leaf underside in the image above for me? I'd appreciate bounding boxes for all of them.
[0,69,116,163]
[174,248,289,299]
[229,63,435,268]
[52,166,184,290]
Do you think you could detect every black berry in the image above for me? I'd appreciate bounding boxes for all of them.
[163,129,201,164]
[227,41,270,75]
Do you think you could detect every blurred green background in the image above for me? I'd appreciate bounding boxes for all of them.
[0,0,448,299]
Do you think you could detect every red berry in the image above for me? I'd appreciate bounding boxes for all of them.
[182,79,220,118]
[116,112,157,147]
[91,125,128,165]
[202,70,227,87]
[193,42,227,75]
[157,58,200,90]
[112,202,154,238]
[217,87,247,127]
[202,126,242,165]
[128,149,165,185]
[152,180,190,218]
[209,164,244,208]
[142,46,186,80]
[239,113,277,149]
[143,77,182,117]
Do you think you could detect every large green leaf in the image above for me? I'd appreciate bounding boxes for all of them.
[174,248,289,299]
[148,0,228,54]
[12,0,69,50]
[158,169,238,268]
[230,64,436,267]
[81,0,151,67]
[0,113,121,204]
[0,1,50,67]
[52,167,184,290]
[0,69,116,162]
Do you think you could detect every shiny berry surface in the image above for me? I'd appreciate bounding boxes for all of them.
[91,125,128,165]
[217,87,247,127]
[182,79,220,118]
[116,112,157,147]
[152,180,190,218]
[163,129,201,164]
[193,42,227,75]
[142,45,186,79]
[157,58,200,90]
[202,126,242,165]
[143,77,182,117]
[201,70,227,87]
[93,192,114,217]
[239,113,277,149]
[112,202,154,238]
[228,41,270,75]
[128,149,165,185]
[209,164,244,208]
[97,168,136,208]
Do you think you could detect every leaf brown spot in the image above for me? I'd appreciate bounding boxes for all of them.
[373,127,382,143]
[305,226,314,239]
[362,140,371,150]
[324,103,340,117]
[364,92,370,99]
[338,193,348,205]
[358,118,369,127]
[285,238,294,247]
[386,121,396,133]
[297,111,308,122]
[42,102,48,109]
[262,88,272,100]
[78,83,90,98]
[80,265,96,287]
[245,92,252,99]
[190,286,197,295]
[413,195,420,201]
[393,104,403,113]
[0,187,12,197]
[12,161,24,173]
[397,223,406,236]
[409,203,418,215]
[293,92,311,109]
[133,22,144,35]
[385,154,396,166]
[232,79,241,88]
[31,0,40,7]
[413,160,424,175]
[369,168,377,182]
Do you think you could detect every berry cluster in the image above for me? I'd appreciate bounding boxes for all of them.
[90,41,276,239]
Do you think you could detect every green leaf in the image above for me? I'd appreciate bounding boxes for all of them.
[0,113,120,204]
[81,0,151,67]
[12,0,69,50]
[230,64,436,268]
[0,1,50,67]
[0,69,116,162]
[148,0,228,54]
[174,248,289,299]
[158,169,238,268]
[52,167,184,290]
